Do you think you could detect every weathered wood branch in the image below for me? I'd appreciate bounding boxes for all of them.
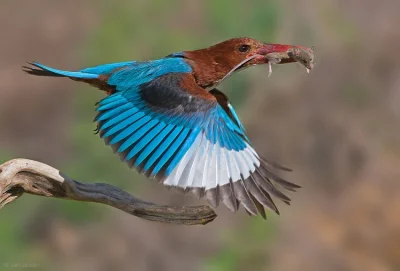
[0,159,216,225]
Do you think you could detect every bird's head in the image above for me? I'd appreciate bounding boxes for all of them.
[184,37,315,88]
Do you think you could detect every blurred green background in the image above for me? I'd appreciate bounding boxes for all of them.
[1,0,400,270]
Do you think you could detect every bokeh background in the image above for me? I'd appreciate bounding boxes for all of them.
[1,0,400,270]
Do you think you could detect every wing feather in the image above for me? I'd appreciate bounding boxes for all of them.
[94,61,298,217]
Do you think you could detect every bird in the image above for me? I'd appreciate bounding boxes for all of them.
[23,37,314,218]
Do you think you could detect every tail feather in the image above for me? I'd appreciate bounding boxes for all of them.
[22,62,98,79]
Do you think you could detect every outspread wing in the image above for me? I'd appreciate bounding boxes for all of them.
[95,60,300,217]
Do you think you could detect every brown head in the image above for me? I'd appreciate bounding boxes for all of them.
[183,37,314,88]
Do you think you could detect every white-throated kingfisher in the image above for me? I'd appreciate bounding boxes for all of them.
[23,37,315,218]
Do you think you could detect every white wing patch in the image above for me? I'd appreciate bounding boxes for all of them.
[163,132,260,189]
[166,132,202,187]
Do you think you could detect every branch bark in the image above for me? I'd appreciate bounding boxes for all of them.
[0,159,216,225]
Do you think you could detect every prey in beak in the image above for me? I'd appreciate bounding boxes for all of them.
[198,39,316,89]
[254,44,315,77]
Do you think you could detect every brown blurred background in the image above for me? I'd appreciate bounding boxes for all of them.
[1,0,400,270]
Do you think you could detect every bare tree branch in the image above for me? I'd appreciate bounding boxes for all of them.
[0,159,216,225]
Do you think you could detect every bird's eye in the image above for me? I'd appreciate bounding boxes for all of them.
[238,44,250,53]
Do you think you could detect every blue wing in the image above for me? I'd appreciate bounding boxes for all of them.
[95,58,299,217]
